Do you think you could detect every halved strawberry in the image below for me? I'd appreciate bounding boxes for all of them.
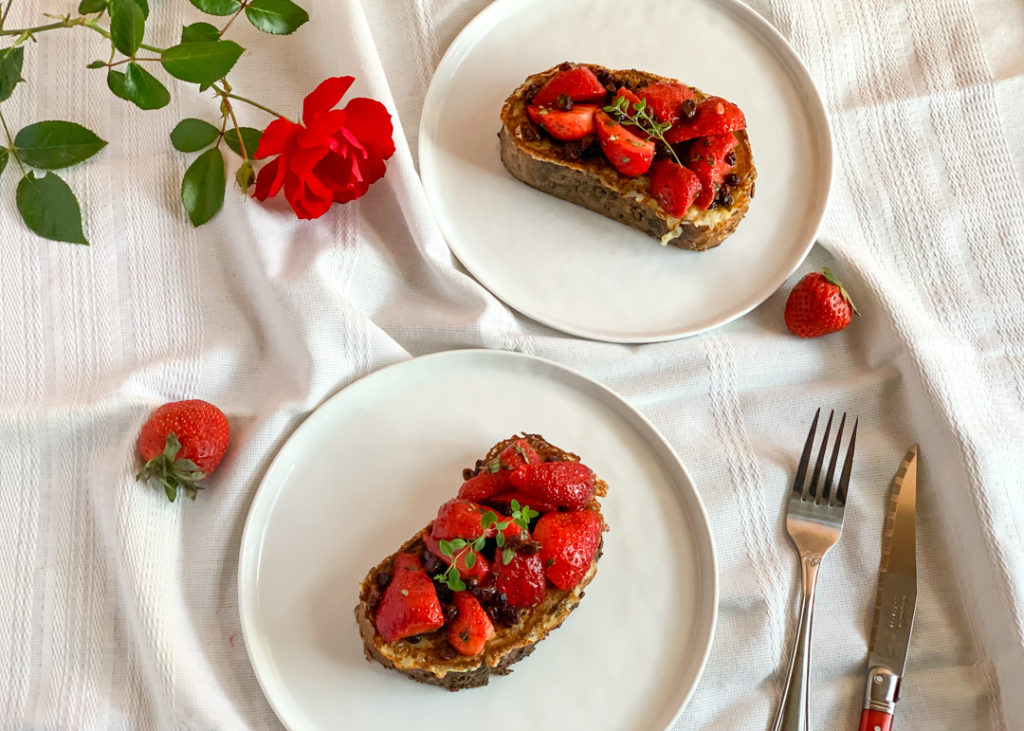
[650,159,702,217]
[526,104,597,141]
[431,498,520,542]
[594,111,655,177]
[423,531,491,583]
[458,470,511,502]
[666,96,745,143]
[636,82,695,126]
[612,87,645,135]
[510,461,595,510]
[447,591,496,656]
[375,553,444,642]
[495,439,541,471]
[493,552,546,609]
[684,134,739,210]
[533,510,603,590]
[532,66,607,107]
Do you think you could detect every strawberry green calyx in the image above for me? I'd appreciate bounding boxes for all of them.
[136,432,206,502]
[822,267,860,316]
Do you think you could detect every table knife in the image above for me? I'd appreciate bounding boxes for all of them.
[858,445,918,731]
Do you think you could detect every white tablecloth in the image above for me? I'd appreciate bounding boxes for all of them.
[1,0,1022,728]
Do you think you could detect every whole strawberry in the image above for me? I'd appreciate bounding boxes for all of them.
[784,268,859,338]
[136,399,230,502]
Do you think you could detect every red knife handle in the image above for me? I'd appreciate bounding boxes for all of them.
[859,708,893,731]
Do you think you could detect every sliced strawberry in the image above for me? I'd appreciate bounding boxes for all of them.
[636,82,695,126]
[458,470,511,502]
[510,461,595,510]
[532,66,607,107]
[650,159,702,217]
[447,591,496,656]
[666,96,745,143]
[375,553,444,642]
[423,532,491,583]
[483,490,559,516]
[594,111,655,177]
[526,104,597,141]
[533,510,603,590]
[493,551,547,609]
[684,134,739,210]
[495,439,541,471]
[431,498,488,542]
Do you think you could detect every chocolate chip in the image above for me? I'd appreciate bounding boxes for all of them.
[517,541,541,556]
[718,184,731,198]
[438,642,459,660]
[718,193,734,208]
[472,585,498,603]
[433,581,453,603]
[594,68,615,88]
[524,82,542,104]
[443,604,458,623]
[462,468,474,480]
[375,571,392,590]
[725,173,741,186]
[724,151,737,166]
[680,99,697,119]
[405,634,422,644]
[558,61,573,71]
[520,123,541,142]
[421,550,444,576]
[556,94,573,111]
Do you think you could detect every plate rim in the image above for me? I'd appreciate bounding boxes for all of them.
[237,349,720,730]
[418,0,835,343]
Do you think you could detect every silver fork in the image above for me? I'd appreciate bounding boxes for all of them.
[771,409,858,731]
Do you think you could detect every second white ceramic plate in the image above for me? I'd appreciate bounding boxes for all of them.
[419,0,832,342]
[238,350,717,730]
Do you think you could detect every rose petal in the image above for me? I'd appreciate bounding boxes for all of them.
[341,98,395,159]
[254,119,301,159]
[299,110,347,149]
[253,157,281,200]
[303,76,355,124]
[285,174,333,219]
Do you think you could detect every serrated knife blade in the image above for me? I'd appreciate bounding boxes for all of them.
[857,445,918,731]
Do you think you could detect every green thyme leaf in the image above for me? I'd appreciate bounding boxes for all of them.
[400,589,409,597]
[439,539,454,556]
[497,521,509,530]
[496,532,505,548]
[449,538,467,550]
[464,551,476,569]
[472,536,486,552]
[480,510,497,529]
[502,548,515,565]
[510,499,521,512]
[451,576,466,591]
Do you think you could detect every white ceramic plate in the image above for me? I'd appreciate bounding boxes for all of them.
[239,350,717,730]
[419,0,832,342]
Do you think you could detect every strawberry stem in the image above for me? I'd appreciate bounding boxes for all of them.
[136,432,206,502]
[822,267,860,316]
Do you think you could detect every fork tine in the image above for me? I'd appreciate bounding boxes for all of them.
[822,412,847,504]
[808,410,834,502]
[792,408,820,496]
[835,417,858,505]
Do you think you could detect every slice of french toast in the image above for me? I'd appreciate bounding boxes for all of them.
[354,434,608,690]
[499,62,756,251]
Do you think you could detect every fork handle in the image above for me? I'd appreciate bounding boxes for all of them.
[771,555,821,731]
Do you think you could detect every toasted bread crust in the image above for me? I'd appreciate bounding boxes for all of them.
[354,434,607,690]
[499,63,756,251]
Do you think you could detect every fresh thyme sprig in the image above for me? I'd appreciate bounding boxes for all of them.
[603,94,683,166]
[433,501,541,590]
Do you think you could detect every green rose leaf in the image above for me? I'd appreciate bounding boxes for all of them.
[223,126,262,158]
[0,46,25,102]
[244,0,309,35]
[86,60,107,69]
[0,148,8,177]
[188,0,241,16]
[16,172,89,245]
[133,0,149,18]
[78,0,109,12]
[170,118,219,152]
[122,62,170,110]
[234,159,254,190]
[106,69,131,101]
[180,21,220,43]
[181,147,225,226]
[14,121,107,170]
[161,41,243,85]
[109,0,145,56]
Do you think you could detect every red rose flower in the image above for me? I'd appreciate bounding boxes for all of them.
[252,77,395,219]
